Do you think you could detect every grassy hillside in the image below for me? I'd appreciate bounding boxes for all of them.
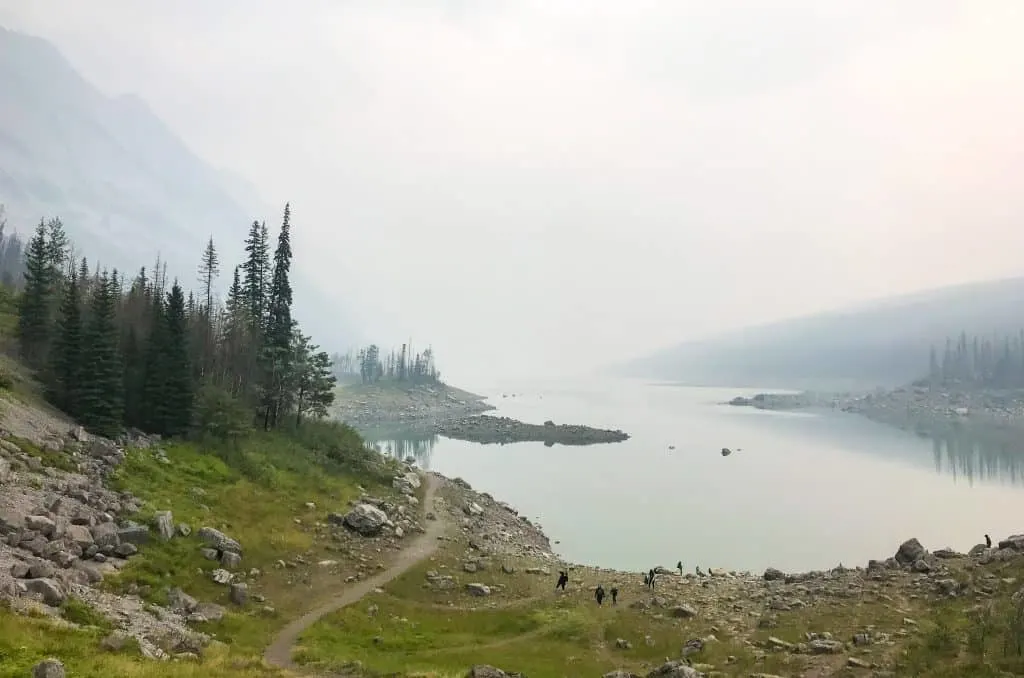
[622,276,1024,390]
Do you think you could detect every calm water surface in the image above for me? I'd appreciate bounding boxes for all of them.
[365,377,1024,574]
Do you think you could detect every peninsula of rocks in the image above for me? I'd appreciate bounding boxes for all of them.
[435,415,630,446]
[335,382,631,446]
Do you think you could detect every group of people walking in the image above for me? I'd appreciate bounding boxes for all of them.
[556,559,695,607]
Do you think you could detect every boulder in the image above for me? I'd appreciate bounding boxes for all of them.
[28,561,55,579]
[117,523,150,545]
[24,578,66,606]
[392,472,421,495]
[198,527,242,554]
[25,515,57,538]
[220,551,242,569]
[999,535,1024,551]
[809,639,844,654]
[0,457,10,483]
[895,538,926,565]
[32,659,65,678]
[467,666,514,678]
[190,602,226,623]
[646,660,703,677]
[465,583,491,596]
[605,672,642,678]
[90,522,120,548]
[210,569,233,585]
[343,504,388,536]
[167,587,198,613]
[229,582,248,605]
[176,523,192,537]
[66,524,94,549]
[154,511,175,541]
[114,543,138,558]
[671,604,697,618]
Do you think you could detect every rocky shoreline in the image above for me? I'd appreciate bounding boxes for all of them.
[435,415,630,446]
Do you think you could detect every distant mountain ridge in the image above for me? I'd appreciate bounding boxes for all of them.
[620,276,1024,391]
[0,26,353,348]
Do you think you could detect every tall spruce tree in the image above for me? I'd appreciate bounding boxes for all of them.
[141,294,169,432]
[163,281,194,436]
[242,220,270,328]
[261,204,294,428]
[17,220,53,367]
[49,264,83,415]
[78,271,123,437]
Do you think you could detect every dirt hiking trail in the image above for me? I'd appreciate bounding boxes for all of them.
[263,472,447,672]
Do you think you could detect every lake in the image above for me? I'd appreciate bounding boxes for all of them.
[363,377,1024,574]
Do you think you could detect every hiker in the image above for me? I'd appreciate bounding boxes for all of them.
[986,534,993,548]
[556,570,568,591]
[647,568,656,590]
[695,566,705,577]
[595,585,606,606]
[610,586,618,605]
[676,560,683,576]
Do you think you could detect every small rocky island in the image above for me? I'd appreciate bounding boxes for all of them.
[435,416,630,446]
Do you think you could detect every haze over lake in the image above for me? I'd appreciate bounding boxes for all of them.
[366,378,1024,574]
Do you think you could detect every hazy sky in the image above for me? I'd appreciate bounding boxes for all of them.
[2,1,1023,384]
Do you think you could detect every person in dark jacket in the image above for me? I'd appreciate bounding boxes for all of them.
[610,586,618,605]
[648,568,656,589]
[677,560,683,575]
[595,585,606,606]
[556,570,568,591]
[986,534,993,548]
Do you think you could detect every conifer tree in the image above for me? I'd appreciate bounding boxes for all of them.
[17,220,53,367]
[242,220,270,328]
[78,271,123,437]
[141,294,169,432]
[163,281,194,436]
[49,264,83,415]
[261,204,294,428]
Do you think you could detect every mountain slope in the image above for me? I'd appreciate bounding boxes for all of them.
[620,276,1024,390]
[0,27,353,348]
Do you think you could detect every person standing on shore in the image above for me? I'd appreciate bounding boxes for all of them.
[556,570,568,591]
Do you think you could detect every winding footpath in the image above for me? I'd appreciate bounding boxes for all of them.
[263,472,448,671]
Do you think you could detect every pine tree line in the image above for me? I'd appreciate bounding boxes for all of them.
[14,204,336,439]
[331,343,441,385]
[925,331,1024,389]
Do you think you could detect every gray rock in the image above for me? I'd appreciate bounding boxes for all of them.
[24,578,66,606]
[28,561,55,579]
[464,502,484,517]
[809,639,844,654]
[392,472,421,495]
[90,522,120,548]
[615,638,632,649]
[10,562,29,578]
[200,547,219,561]
[646,660,704,677]
[198,527,242,554]
[211,568,232,585]
[176,523,192,537]
[32,659,65,678]
[66,524,94,549]
[154,511,175,541]
[167,587,198,613]
[969,543,989,557]
[912,559,931,573]
[0,572,22,598]
[190,602,226,623]
[465,582,491,596]
[895,537,926,565]
[343,504,389,536]
[605,672,642,678]
[117,523,150,545]
[25,515,56,537]
[933,547,961,559]
[999,535,1024,551]
[671,604,698,618]
[229,582,248,605]
[220,551,242,569]
[467,666,512,678]
[0,457,10,483]
[114,543,138,558]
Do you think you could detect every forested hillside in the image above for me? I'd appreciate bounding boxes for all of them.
[622,276,1024,390]
[12,205,336,438]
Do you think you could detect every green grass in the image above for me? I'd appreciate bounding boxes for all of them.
[102,424,398,657]
[12,435,79,472]
[61,597,114,631]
